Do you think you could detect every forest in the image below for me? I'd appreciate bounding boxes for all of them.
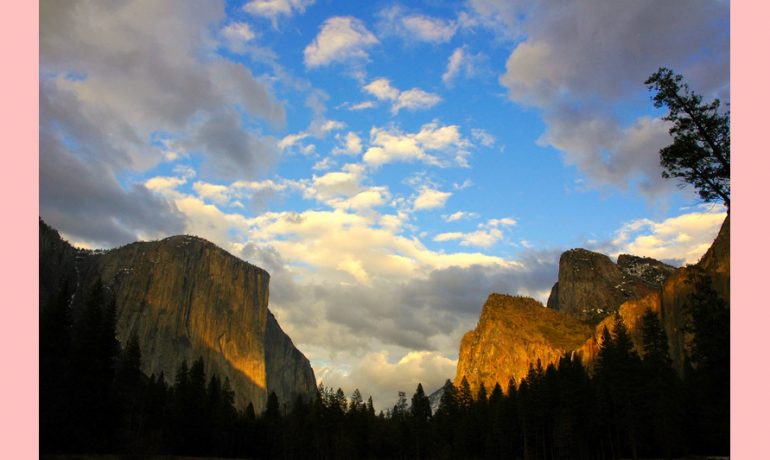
[40,268,729,459]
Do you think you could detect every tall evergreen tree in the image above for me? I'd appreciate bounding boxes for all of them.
[684,269,730,455]
[410,383,432,422]
[40,281,74,452]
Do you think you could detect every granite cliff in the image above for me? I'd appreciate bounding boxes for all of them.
[39,220,316,410]
[577,215,730,373]
[546,248,674,322]
[454,294,592,394]
[456,216,728,391]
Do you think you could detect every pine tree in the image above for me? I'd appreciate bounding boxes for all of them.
[350,388,364,413]
[457,376,473,409]
[684,269,730,454]
[639,308,683,457]
[640,309,671,367]
[40,281,74,452]
[436,379,458,418]
[410,383,432,422]
[645,67,730,208]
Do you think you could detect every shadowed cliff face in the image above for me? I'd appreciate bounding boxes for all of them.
[39,221,316,410]
[265,311,318,409]
[454,294,593,394]
[549,248,673,322]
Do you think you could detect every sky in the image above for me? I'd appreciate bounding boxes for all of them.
[39,0,730,411]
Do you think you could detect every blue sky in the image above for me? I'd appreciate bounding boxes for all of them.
[40,0,729,409]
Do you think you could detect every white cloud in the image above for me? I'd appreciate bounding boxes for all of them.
[443,211,479,222]
[434,217,517,248]
[393,89,442,114]
[304,16,379,68]
[401,15,457,43]
[145,175,189,192]
[413,186,452,211]
[378,6,457,44]
[363,78,441,114]
[317,350,457,411]
[488,217,517,227]
[442,46,485,86]
[442,47,465,85]
[244,0,314,25]
[434,232,464,242]
[471,128,496,147]
[333,131,363,155]
[312,157,334,171]
[363,122,472,168]
[611,205,727,265]
[364,78,400,101]
[220,22,257,53]
[348,101,377,111]
[278,132,309,151]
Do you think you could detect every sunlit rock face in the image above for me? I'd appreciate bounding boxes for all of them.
[550,248,674,322]
[39,221,316,410]
[578,215,728,374]
[456,216,729,386]
[454,294,593,394]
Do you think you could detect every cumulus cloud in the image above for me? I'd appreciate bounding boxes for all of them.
[491,0,729,198]
[434,217,517,248]
[609,205,727,266]
[401,15,457,43]
[317,351,457,411]
[220,22,257,53]
[348,101,377,111]
[39,0,287,243]
[443,211,479,222]
[413,187,452,211]
[362,122,472,168]
[442,46,485,86]
[304,16,379,68]
[378,6,457,44]
[190,178,296,209]
[363,78,442,114]
[244,0,314,25]
[333,131,364,155]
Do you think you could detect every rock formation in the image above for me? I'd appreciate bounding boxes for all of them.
[455,216,728,390]
[579,216,729,373]
[39,220,316,410]
[547,248,674,322]
[454,294,592,394]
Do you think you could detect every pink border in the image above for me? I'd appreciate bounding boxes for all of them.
[731,1,769,457]
[5,1,764,457]
[2,0,39,457]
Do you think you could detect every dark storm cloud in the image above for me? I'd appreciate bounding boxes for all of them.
[40,130,186,248]
[181,109,279,180]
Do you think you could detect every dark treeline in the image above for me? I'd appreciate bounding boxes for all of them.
[41,272,728,459]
